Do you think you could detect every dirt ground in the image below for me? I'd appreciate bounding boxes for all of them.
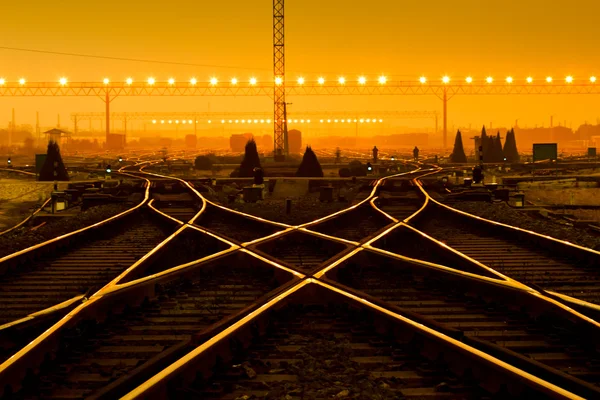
[524,188,600,222]
[206,182,367,225]
[0,180,55,231]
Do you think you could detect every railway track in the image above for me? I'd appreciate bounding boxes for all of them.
[194,202,286,243]
[0,212,168,327]
[173,305,496,399]
[123,280,572,399]
[300,170,431,243]
[0,212,171,365]
[150,180,201,223]
[376,179,426,221]
[326,251,600,398]
[9,255,290,400]
[411,201,600,307]
[307,202,394,242]
[2,164,596,399]
[252,231,349,274]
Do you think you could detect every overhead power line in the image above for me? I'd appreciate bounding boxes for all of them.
[0,46,268,71]
[0,45,414,77]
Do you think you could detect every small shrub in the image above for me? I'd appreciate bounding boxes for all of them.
[194,156,213,170]
[348,160,367,177]
[339,167,351,177]
[296,146,324,177]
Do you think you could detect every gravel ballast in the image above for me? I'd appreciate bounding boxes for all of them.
[442,200,600,251]
[0,203,132,258]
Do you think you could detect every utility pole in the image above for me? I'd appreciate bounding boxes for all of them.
[105,91,111,149]
[442,88,447,149]
[10,108,15,148]
[36,112,40,146]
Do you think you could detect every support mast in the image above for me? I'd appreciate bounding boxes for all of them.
[273,0,288,160]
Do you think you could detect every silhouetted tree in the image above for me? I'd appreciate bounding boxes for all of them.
[494,132,505,162]
[296,146,323,177]
[503,128,520,162]
[39,140,69,181]
[194,156,213,170]
[487,135,496,162]
[238,139,262,177]
[449,130,467,163]
[481,125,491,162]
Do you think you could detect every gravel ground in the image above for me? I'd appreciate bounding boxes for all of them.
[231,333,399,399]
[0,181,55,231]
[0,203,132,258]
[0,181,53,202]
[442,200,600,251]
[207,183,369,225]
[209,193,357,226]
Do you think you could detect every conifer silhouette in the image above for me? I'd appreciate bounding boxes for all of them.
[449,130,467,163]
[503,128,520,162]
[238,139,262,177]
[494,132,505,162]
[39,140,69,181]
[296,146,324,177]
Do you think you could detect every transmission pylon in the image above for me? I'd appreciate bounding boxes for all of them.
[273,0,288,161]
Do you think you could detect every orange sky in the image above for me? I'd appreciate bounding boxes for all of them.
[1,0,599,132]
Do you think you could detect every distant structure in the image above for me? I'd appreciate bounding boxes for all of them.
[230,133,254,152]
[288,129,302,153]
[44,128,71,149]
[185,134,197,149]
[106,133,126,150]
[273,0,289,159]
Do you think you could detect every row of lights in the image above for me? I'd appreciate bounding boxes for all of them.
[0,76,386,86]
[151,118,384,124]
[420,75,597,84]
[1,76,597,86]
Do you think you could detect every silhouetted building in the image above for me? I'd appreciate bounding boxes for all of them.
[576,124,600,140]
[44,128,71,149]
[288,129,302,153]
[185,134,197,149]
[106,133,126,150]
[230,133,254,152]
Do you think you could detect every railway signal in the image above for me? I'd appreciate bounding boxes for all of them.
[118,156,123,163]
[7,157,11,166]
[366,162,373,174]
[106,165,112,174]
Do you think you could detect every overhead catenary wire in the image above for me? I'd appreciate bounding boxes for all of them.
[0,45,414,77]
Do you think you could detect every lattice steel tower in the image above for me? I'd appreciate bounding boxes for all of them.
[273,0,288,160]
